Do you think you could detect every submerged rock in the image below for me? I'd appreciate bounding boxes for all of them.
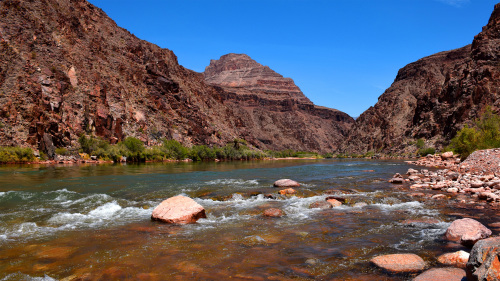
[309,201,332,209]
[445,218,492,246]
[466,236,500,281]
[273,179,300,187]
[263,208,285,217]
[279,188,296,195]
[151,195,206,224]
[413,268,466,281]
[370,253,426,273]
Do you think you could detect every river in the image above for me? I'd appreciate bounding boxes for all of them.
[0,159,495,280]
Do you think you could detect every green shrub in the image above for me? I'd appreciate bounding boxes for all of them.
[122,137,144,154]
[55,147,70,156]
[163,139,189,160]
[189,145,216,161]
[416,138,425,149]
[448,107,500,159]
[0,146,35,163]
[417,147,436,157]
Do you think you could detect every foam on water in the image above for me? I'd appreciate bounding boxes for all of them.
[371,200,438,216]
[0,273,57,281]
[204,178,259,186]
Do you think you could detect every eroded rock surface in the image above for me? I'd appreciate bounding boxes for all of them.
[445,218,492,246]
[342,3,500,155]
[466,236,500,281]
[204,53,354,152]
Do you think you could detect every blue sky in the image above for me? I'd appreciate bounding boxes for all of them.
[88,0,497,117]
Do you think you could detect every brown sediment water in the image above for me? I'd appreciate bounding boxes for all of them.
[0,160,495,280]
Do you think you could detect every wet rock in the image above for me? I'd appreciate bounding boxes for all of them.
[466,236,500,281]
[431,194,447,200]
[326,198,342,207]
[263,208,285,217]
[264,193,277,199]
[35,246,77,260]
[352,202,368,208]
[413,268,466,281]
[370,253,426,273]
[151,195,206,224]
[389,177,405,184]
[437,250,469,268]
[273,179,300,187]
[279,188,296,195]
[309,201,332,209]
[325,196,347,203]
[445,218,492,246]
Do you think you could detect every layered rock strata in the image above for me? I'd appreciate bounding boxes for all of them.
[204,53,354,152]
[0,0,352,156]
[342,3,500,154]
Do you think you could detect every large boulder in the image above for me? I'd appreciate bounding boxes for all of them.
[273,179,300,188]
[466,236,500,281]
[151,195,206,224]
[370,253,426,273]
[445,218,492,246]
[413,268,466,281]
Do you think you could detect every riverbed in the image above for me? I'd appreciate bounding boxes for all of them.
[0,159,496,280]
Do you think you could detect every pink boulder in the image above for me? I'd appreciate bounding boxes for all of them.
[437,250,469,268]
[414,268,466,281]
[273,179,300,187]
[445,218,492,246]
[370,253,426,273]
[151,195,206,224]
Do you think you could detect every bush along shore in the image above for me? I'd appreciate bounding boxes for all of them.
[0,137,330,164]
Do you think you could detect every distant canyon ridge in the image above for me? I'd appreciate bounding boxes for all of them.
[0,0,498,157]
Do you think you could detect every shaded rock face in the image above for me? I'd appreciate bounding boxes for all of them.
[204,54,354,153]
[0,0,249,155]
[342,3,500,154]
[466,236,500,281]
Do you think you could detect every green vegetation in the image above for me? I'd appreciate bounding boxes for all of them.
[414,138,436,157]
[0,146,35,163]
[417,147,436,157]
[447,107,500,159]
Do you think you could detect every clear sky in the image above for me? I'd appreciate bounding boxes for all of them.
[87,0,498,117]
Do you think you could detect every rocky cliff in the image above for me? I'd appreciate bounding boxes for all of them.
[0,0,352,155]
[204,54,354,152]
[342,3,500,155]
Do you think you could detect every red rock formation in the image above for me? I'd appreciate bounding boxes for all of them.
[466,236,500,281]
[204,54,354,152]
[0,0,352,156]
[342,3,500,154]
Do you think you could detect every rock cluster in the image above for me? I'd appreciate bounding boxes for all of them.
[393,150,500,204]
[406,152,461,169]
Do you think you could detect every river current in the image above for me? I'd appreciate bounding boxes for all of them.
[0,159,495,280]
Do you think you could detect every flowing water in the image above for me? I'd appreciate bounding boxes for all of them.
[0,159,497,280]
